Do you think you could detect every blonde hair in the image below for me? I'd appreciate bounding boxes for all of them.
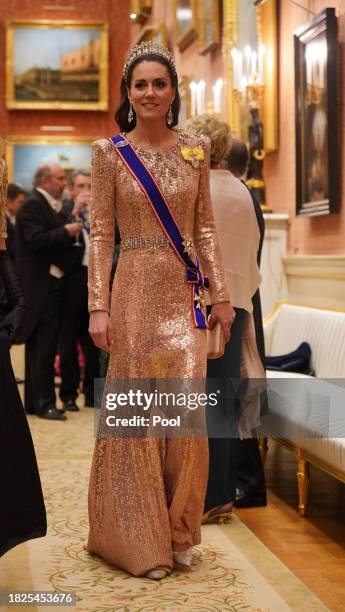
[183,114,231,166]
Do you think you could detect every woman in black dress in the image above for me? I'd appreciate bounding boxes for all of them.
[0,156,46,556]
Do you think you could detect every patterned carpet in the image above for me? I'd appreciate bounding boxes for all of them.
[1,346,329,611]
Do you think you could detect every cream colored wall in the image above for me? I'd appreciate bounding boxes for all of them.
[283,255,345,311]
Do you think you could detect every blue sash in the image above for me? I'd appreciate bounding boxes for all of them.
[108,133,209,329]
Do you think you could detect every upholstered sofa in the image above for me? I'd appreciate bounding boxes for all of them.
[261,302,345,515]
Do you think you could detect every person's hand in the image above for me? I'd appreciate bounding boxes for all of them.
[0,251,25,346]
[65,222,83,236]
[89,310,112,353]
[208,301,236,344]
[72,190,91,216]
[0,305,24,346]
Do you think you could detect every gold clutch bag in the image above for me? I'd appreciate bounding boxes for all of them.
[206,321,225,360]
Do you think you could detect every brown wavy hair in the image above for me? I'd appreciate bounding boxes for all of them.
[115,54,181,133]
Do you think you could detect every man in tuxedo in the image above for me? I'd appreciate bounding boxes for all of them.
[59,170,100,411]
[226,138,267,508]
[5,183,26,262]
[15,164,83,420]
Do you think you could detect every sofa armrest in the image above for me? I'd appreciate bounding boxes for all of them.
[264,313,278,356]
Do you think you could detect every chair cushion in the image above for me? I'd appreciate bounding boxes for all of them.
[266,342,312,374]
[266,304,345,378]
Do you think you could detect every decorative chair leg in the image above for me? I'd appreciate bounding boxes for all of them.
[259,437,268,464]
[296,450,310,516]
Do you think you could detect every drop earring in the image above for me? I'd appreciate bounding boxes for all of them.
[128,101,134,123]
[167,103,173,126]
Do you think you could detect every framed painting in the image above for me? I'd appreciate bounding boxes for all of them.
[198,0,220,55]
[134,24,168,47]
[174,0,198,52]
[6,20,109,111]
[5,137,93,192]
[294,8,339,216]
[178,75,192,127]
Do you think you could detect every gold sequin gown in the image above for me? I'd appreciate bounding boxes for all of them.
[87,131,230,576]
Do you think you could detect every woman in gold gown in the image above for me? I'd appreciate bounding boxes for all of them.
[87,42,234,579]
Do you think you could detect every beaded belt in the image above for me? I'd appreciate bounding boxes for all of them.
[121,235,170,251]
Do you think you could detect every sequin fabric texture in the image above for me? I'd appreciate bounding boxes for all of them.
[0,159,8,240]
[87,131,230,576]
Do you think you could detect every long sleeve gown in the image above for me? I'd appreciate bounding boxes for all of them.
[87,131,229,576]
[0,158,47,556]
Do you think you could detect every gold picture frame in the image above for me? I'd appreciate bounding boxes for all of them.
[130,0,153,21]
[6,20,109,111]
[178,75,193,126]
[222,0,278,152]
[134,23,168,47]
[174,0,198,52]
[5,136,94,190]
[198,0,220,55]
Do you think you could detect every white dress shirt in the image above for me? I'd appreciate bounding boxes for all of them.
[6,211,16,226]
[82,227,89,267]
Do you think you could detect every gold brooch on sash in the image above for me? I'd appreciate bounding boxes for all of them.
[194,288,205,310]
[180,146,204,169]
[182,235,194,256]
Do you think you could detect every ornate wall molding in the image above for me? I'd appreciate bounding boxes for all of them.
[283,254,345,310]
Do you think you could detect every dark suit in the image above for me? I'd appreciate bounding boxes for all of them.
[250,192,265,365]
[5,217,16,262]
[235,189,267,507]
[205,307,247,509]
[58,200,99,406]
[15,189,80,415]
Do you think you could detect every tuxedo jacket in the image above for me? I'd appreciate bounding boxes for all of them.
[248,188,266,366]
[15,189,81,341]
[5,217,16,262]
[59,199,88,311]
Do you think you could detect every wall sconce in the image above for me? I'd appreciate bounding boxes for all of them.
[130,0,152,23]
[212,79,223,114]
[231,44,266,105]
[189,79,223,116]
[231,43,270,211]
[189,80,206,116]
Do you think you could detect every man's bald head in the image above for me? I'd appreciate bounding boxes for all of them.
[34,163,66,200]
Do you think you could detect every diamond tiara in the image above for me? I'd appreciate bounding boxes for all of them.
[123,41,177,82]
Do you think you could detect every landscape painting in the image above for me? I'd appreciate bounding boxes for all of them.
[6,139,92,192]
[6,20,108,110]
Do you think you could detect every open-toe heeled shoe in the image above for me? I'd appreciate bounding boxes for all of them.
[145,568,169,580]
[173,547,193,568]
[202,502,233,525]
